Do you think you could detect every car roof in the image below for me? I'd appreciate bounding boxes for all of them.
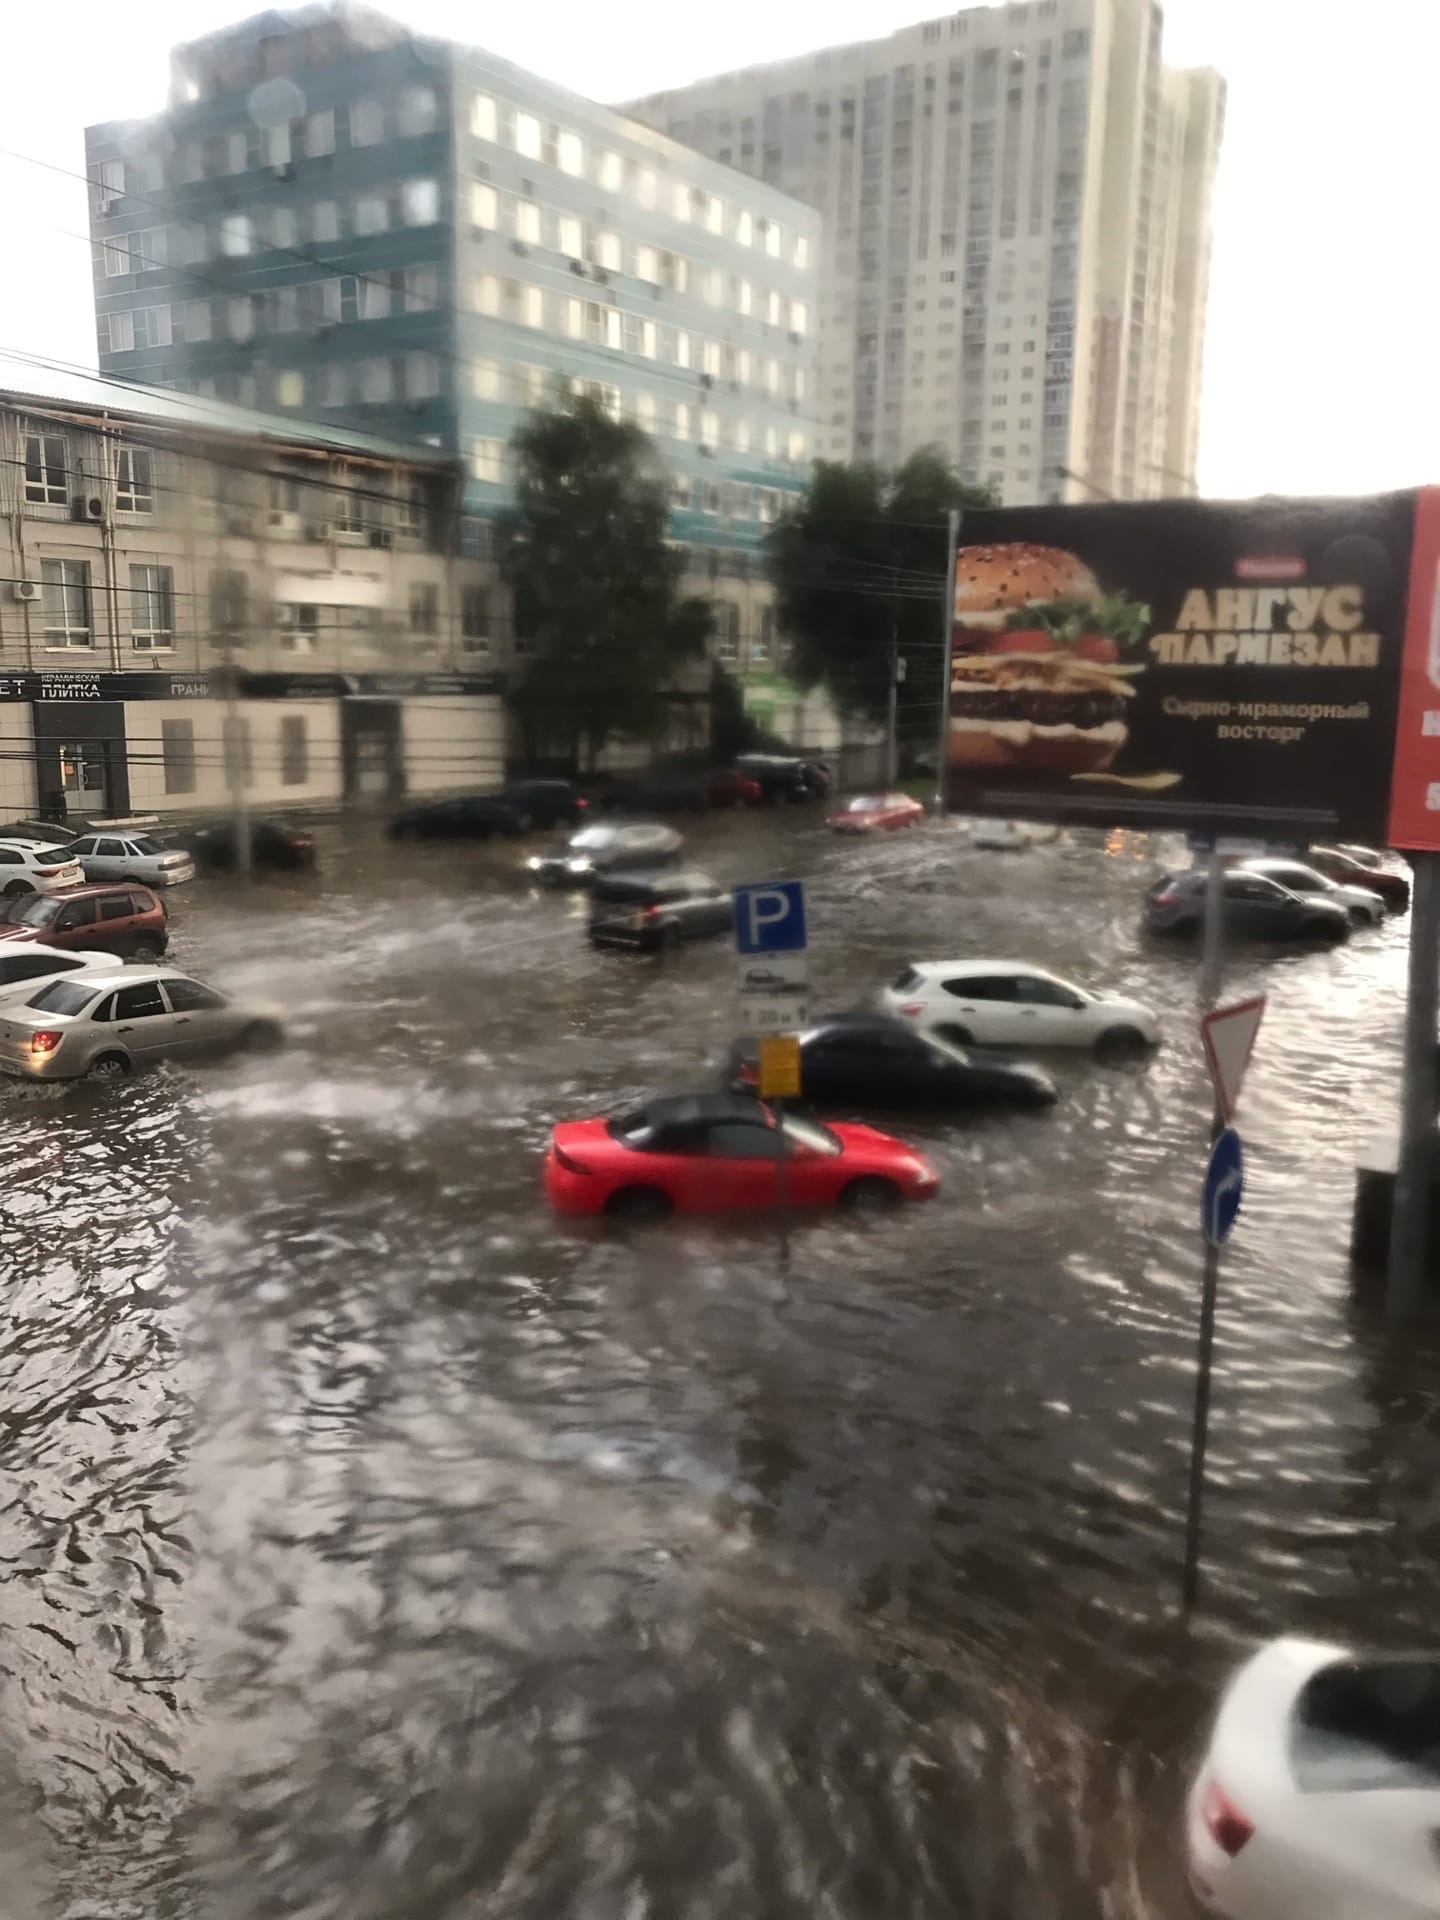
[906,959,1055,978]
[803,1012,918,1038]
[0,837,70,851]
[33,880,156,899]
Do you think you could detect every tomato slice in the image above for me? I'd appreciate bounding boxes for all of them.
[985,629,1057,655]
[1071,634,1119,665]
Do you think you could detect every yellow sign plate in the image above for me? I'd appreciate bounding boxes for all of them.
[757,1033,802,1101]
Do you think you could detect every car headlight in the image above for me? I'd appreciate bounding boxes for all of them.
[526,857,544,871]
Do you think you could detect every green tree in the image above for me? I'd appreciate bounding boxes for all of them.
[498,393,714,768]
[766,448,995,742]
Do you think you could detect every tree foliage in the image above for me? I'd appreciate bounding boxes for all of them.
[498,393,714,766]
[766,449,996,737]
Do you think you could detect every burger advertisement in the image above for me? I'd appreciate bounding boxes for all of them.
[944,493,1425,843]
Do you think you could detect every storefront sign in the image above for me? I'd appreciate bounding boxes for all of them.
[0,672,216,701]
[944,492,1419,841]
[1387,486,1440,850]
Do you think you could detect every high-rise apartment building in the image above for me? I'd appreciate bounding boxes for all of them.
[630,0,1224,504]
[83,4,821,580]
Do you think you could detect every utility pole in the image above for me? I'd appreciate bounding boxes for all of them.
[885,615,899,786]
[933,509,961,812]
[1386,855,1440,1316]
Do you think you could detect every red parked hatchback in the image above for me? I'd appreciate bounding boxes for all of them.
[827,792,926,833]
[544,1091,939,1222]
[0,883,169,960]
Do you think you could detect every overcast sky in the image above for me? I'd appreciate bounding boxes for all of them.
[1,0,1431,501]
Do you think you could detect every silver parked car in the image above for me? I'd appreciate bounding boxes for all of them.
[0,968,283,1081]
[0,943,123,1003]
[65,832,195,888]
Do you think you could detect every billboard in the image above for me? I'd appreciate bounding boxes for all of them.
[943,491,1428,845]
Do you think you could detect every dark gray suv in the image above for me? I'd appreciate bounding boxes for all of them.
[1144,869,1350,943]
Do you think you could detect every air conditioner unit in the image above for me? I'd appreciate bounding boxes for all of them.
[368,527,393,549]
[69,496,90,523]
[302,520,328,541]
[272,161,296,181]
[699,372,715,389]
[13,581,38,602]
[267,509,300,535]
[510,240,529,256]
[87,496,104,520]
[334,528,367,546]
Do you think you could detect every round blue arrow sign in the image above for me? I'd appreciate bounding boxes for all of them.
[1201,1127,1245,1247]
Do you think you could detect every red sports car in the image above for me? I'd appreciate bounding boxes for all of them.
[826,793,925,833]
[544,1092,939,1222]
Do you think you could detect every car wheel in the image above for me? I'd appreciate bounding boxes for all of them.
[241,1020,284,1053]
[129,937,163,962]
[1095,1024,1150,1059]
[839,1176,902,1216]
[3,879,32,898]
[87,1052,131,1080]
[938,1023,974,1047]
[604,1186,672,1224]
[655,922,682,954]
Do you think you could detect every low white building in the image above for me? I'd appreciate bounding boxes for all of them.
[0,372,509,822]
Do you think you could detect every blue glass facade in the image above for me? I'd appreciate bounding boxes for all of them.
[84,7,821,554]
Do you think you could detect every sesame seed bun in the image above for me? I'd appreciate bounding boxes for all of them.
[953,543,1101,625]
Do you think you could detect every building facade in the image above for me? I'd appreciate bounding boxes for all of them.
[83,5,822,617]
[629,0,1224,504]
[0,373,508,823]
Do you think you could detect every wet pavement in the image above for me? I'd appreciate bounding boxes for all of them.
[3,809,1439,1918]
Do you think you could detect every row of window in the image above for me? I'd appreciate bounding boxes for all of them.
[23,433,156,513]
[25,558,496,658]
[157,713,310,795]
[468,184,806,327]
[99,264,441,353]
[470,274,808,399]
[469,92,808,266]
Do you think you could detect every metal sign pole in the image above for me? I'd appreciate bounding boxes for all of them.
[933,508,961,814]
[1183,849,1227,1616]
[775,1095,790,1270]
[1387,853,1440,1317]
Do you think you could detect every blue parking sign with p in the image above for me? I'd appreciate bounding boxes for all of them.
[734,880,807,955]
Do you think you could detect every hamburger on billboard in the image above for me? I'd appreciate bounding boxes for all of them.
[943,494,1421,841]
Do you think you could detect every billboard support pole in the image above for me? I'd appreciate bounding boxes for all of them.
[1386,853,1440,1318]
[934,509,961,814]
[1182,848,1227,1617]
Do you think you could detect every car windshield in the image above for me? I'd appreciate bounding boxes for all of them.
[780,1113,842,1156]
[25,979,99,1016]
[126,836,165,856]
[847,797,882,812]
[35,846,73,862]
[5,894,60,927]
[569,828,615,852]
[1292,1658,1440,1792]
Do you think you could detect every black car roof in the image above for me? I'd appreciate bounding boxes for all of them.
[635,1093,766,1128]
[803,1012,912,1038]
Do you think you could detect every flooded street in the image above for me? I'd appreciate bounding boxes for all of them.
[3,810,1439,1918]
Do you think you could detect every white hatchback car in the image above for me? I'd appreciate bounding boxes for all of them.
[1187,1637,1440,1919]
[880,960,1160,1052]
[0,943,122,1003]
[0,839,85,899]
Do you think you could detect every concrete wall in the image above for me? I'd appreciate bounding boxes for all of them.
[123,697,344,815]
[0,703,36,817]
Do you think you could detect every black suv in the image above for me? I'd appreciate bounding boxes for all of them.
[588,870,733,952]
[735,755,830,803]
[501,780,587,829]
[387,795,522,841]
[1144,869,1350,943]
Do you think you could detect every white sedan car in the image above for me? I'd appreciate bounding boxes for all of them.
[65,831,195,888]
[880,960,1160,1052]
[1187,1637,1440,1919]
[0,943,122,1003]
[0,838,84,899]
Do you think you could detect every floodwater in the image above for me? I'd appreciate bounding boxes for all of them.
[2,810,1438,1919]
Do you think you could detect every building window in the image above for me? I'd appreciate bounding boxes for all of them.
[279,714,309,786]
[210,568,247,635]
[524,285,544,328]
[101,312,134,353]
[115,446,154,512]
[320,364,348,407]
[599,150,622,191]
[473,358,502,400]
[472,437,504,482]
[276,370,304,407]
[305,109,335,157]
[755,607,775,660]
[672,180,691,221]
[514,111,542,159]
[311,200,340,242]
[460,584,491,652]
[472,94,498,140]
[736,210,753,247]
[558,130,583,176]
[399,86,439,136]
[402,263,438,311]
[132,306,173,350]
[228,297,256,342]
[402,178,439,225]
[220,213,253,256]
[472,181,498,227]
[350,98,385,146]
[270,206,298,249]
[596,230,622,272]
[397,480,425,536]
[355,192,388,235]
[706,194,724,235]
[791,300,808,335]
[409,581,439,636]
[92,156,124,213]
[129,564,174,651]
[474,273,500,315]
[674,403,690,442]
[360,358,393,403]
[764,222,781,257]
[795,235,809,268]
[162,719,196,795]
[184,297,213,342]
[24,434,68,505]
[738,279,753,317]
[515,199,541,244]
[405,353,440,400]
[41,560,93,648]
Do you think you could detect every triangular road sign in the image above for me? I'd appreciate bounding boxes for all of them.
[1201,995,1266,1124]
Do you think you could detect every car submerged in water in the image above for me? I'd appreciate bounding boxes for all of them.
[527,823,682,887]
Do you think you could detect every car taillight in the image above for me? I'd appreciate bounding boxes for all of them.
[552,1141,591,1175]
[1154,888,1180,906]
[30,1030,62,1055]
[1199,1779,1253,1858]
[576,797,589,811]
[737,1060,758,1086]
[899,1001,925,1016]
[35,868,60,879]
[641,904,662,922]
